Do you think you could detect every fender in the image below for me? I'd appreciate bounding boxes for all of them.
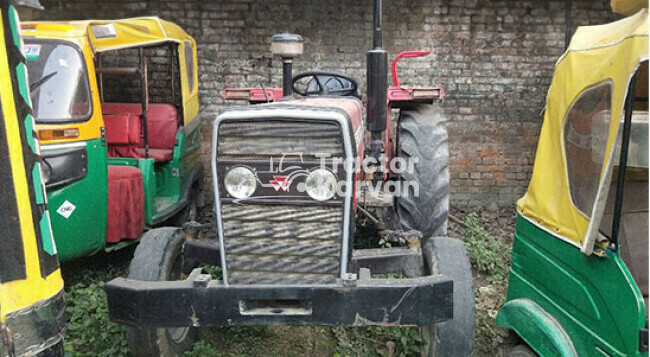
[496,299,578,357]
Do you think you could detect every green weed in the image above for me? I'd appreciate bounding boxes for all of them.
[462,212,511,283]
[199,263,222,279]
[333,326,423,357]
[64,279,128,356]
[184,340,220,356]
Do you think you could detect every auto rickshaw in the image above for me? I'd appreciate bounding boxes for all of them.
[0,0,65,355]
[496,3,648,356]
[20,18,204,261]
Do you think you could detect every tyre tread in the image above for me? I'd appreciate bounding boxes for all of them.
[396,103,450,238]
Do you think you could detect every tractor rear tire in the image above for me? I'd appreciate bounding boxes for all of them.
[396,103,449,239]
[126,227,197,357]
[421,237,475,357]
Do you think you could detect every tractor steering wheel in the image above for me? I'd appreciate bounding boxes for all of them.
[292,71,359,97]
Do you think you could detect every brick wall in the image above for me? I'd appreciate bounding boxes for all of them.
[22,0,619,208]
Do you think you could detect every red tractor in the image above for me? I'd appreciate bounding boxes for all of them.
[106,1,475,355]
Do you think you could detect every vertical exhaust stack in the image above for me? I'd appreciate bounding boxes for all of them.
[366,0,388,162]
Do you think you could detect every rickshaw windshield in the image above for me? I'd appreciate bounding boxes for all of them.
[25,40,91,123]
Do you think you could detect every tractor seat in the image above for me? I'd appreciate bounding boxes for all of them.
[106,165,145,243]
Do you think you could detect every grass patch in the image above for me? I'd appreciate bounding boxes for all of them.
[462,212,511,284]
[333,327,423,357]
[460,211,513,356]
[199,263,222,279]
[63,266,128,357]
[185,327,270,356]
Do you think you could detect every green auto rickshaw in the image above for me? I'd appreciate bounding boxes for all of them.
[20,18,204,261]
[497,3,648,356]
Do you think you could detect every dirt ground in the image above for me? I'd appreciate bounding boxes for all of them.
[60,207,518,356]
[449,208,517,357]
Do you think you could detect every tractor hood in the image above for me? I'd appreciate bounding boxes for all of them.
[517,9,648,254]
[219,96,365,149]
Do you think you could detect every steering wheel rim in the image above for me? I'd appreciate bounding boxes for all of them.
[292,71,359,97]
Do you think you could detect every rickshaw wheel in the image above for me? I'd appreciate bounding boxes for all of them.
[125,227,197,357]
[421,237,475,357]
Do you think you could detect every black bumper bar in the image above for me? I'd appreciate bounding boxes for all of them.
[106,268,453,327]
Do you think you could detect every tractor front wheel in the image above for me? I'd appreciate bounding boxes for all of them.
[396,103,449,239]
[421,237,475,357]
[125,228,197,356]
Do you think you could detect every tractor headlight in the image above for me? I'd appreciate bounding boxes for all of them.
[224,167,257,199]
[305,169,337,201]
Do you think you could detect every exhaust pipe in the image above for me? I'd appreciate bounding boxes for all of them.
[366,0,388,160]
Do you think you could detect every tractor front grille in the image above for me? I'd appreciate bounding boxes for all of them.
[217,120,344,160]
[221,204,343,285]
[215,117,350,286]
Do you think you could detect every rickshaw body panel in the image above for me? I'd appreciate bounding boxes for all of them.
[498,214,645,357]
[42,138,108,261]
[0,3,65,355]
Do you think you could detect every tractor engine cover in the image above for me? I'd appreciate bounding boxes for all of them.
[212,97,365,285]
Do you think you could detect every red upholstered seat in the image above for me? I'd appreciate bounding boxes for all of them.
[106,165,145,243]
[134,148,174,162]
[102,103,179,162]
[104,113,141,158]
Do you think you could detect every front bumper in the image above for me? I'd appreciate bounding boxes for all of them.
[106,268,453,327]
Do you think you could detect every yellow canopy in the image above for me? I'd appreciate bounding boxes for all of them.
[517,9,648,254]
[21,17,199,126]
[611,0,648,16]
[22,17,194,53]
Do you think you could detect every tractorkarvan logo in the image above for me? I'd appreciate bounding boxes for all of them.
[229,152,420,202]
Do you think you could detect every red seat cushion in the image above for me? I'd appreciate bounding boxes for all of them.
[134,148,174,162]
[102,102,179,149]
[106,165,145,243]
[104,114,140,144]
[104,114,141,158]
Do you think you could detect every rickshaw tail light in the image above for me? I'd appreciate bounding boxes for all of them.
[38,128,80,141]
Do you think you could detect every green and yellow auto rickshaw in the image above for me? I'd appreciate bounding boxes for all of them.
[496,3,648,356]
[20,18,204,261]
[0,0,65,355]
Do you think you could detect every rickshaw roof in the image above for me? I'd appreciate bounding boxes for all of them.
[22,17,195,52]
[518,9,648,254]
